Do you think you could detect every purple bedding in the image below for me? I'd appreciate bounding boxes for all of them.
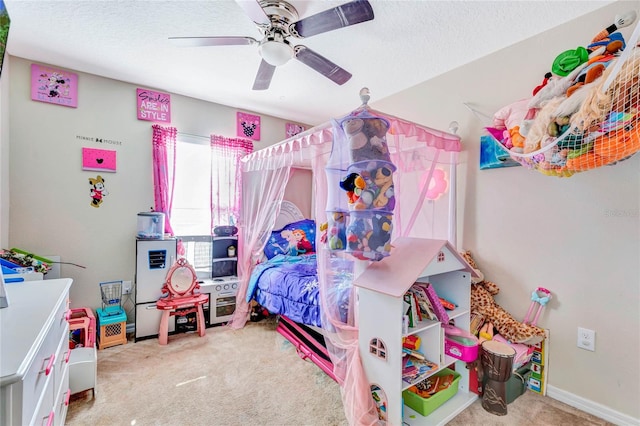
[247,254,350,327]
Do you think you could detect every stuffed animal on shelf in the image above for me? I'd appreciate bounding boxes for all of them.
[460,250,546,345]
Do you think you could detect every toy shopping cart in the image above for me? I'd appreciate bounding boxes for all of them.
[99,280,124,316]
[97,281,127,349]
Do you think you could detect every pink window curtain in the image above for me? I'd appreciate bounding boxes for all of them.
[210,135,254,228]
[151,125,177,238]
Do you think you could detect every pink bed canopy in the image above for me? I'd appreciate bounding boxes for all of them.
[229,99,462,425]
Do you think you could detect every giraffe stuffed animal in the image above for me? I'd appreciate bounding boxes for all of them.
[461,250,546,345]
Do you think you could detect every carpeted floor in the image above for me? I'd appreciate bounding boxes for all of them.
[66,319,612,426]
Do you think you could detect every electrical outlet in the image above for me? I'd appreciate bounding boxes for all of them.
[577,327,595,351]
[122,280,132,295]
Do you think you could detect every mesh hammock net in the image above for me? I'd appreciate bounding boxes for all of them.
[489,11,640,177]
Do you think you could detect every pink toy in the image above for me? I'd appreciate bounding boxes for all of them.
[523,287,552,326]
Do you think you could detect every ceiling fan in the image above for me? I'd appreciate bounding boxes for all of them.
[169,0,374,90]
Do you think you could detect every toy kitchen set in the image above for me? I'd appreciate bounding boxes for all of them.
[134,213,238,341]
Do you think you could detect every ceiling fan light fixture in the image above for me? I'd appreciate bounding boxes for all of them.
[259,40,293,66]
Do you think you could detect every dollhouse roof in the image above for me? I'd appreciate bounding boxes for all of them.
[353,237,477,298]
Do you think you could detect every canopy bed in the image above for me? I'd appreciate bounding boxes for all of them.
[229,94,463,424]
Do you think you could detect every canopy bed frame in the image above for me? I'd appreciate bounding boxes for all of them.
[229,98,463,424]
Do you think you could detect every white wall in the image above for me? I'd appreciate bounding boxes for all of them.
[6,55,302,320]
[0,55,9,248]
[373,1,639,420]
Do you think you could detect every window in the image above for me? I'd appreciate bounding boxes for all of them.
[167,133,251,241]
[171,136,214,236]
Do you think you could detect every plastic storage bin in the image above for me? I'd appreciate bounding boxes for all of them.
[96,308,127,349]
[68,307,96,348]
[402,368,461,417]
[137,212,165,239]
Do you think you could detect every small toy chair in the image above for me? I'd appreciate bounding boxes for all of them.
[156,258,208,345]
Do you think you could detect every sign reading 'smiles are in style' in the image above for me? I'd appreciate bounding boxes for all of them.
[137,88,171,123]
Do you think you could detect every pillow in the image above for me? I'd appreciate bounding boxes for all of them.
[264,219,316,259]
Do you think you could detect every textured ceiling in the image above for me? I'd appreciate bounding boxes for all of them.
[5,1,613,125]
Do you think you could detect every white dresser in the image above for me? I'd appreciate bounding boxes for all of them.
[0,278,73,426]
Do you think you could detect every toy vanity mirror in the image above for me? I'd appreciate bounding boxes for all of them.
[165,258,197,296]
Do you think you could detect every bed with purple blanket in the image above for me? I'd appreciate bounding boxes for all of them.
[246,253,323,327]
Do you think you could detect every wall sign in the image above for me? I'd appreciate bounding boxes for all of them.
[237,112,261,141]
[137,88,171,123]
[286,123,306,138]
[82,147,117,172]
[31,64,78,108]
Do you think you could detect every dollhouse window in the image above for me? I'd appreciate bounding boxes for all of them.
[369,338,387,360]
[437,251,445,262]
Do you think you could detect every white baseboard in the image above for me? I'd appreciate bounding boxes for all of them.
[547,385,640,426]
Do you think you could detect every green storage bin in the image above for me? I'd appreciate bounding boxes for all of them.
[403,368,460,417]
[506,363,532,404]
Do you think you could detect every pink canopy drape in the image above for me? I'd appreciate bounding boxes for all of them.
[209,135,254,229]
[151,125,177,237]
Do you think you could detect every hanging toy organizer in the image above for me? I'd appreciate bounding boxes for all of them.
[489,10,640,177]
[325,95,397,261]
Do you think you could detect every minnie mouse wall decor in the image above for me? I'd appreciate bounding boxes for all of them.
[237,112,261,141]
[31,64,78,108]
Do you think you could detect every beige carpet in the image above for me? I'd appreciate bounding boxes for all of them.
[67,320,612,426]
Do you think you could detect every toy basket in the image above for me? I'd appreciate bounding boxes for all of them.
[490,11,640,177]
[99,280,124,316]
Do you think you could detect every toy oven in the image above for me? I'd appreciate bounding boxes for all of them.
[209,278,238,325]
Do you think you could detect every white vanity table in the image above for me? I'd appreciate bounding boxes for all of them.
[0,278,73,426]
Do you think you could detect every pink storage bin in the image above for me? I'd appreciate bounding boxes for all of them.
[445,337,479,362]
[443,324,479,362]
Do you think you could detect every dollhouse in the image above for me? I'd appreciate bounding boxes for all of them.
[354,237,478,425]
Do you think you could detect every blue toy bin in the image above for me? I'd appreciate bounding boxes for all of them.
[345,160,396,212]
[345,210,394,261]
[1,259,25,283]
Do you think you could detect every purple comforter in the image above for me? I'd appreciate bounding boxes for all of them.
[247,254,351,327]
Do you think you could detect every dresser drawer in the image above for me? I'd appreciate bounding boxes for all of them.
[29,367,54,426]
[53,364,70,426]
[53,325,70,399]
[20,304,69,423]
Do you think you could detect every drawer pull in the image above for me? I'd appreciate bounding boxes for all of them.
[43,411,54,426]
[64,389,71,406]
[41,354,55,376]
[65,350,71,363]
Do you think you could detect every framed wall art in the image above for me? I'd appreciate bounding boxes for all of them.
[137,88,171,123]
[82,147,117,173]
[286,123,306,138]
[31,64,78,108]
[237,112,261,141]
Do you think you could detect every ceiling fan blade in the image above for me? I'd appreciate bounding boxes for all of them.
[291,0,374,38]
[234,0,270,25]
[252,60,276,90]
[294,45,352,85]
[169,36,257,47]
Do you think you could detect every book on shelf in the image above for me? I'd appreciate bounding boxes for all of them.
[407,283,437,322]
[402,355,439,384]
[421,282,450,324]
